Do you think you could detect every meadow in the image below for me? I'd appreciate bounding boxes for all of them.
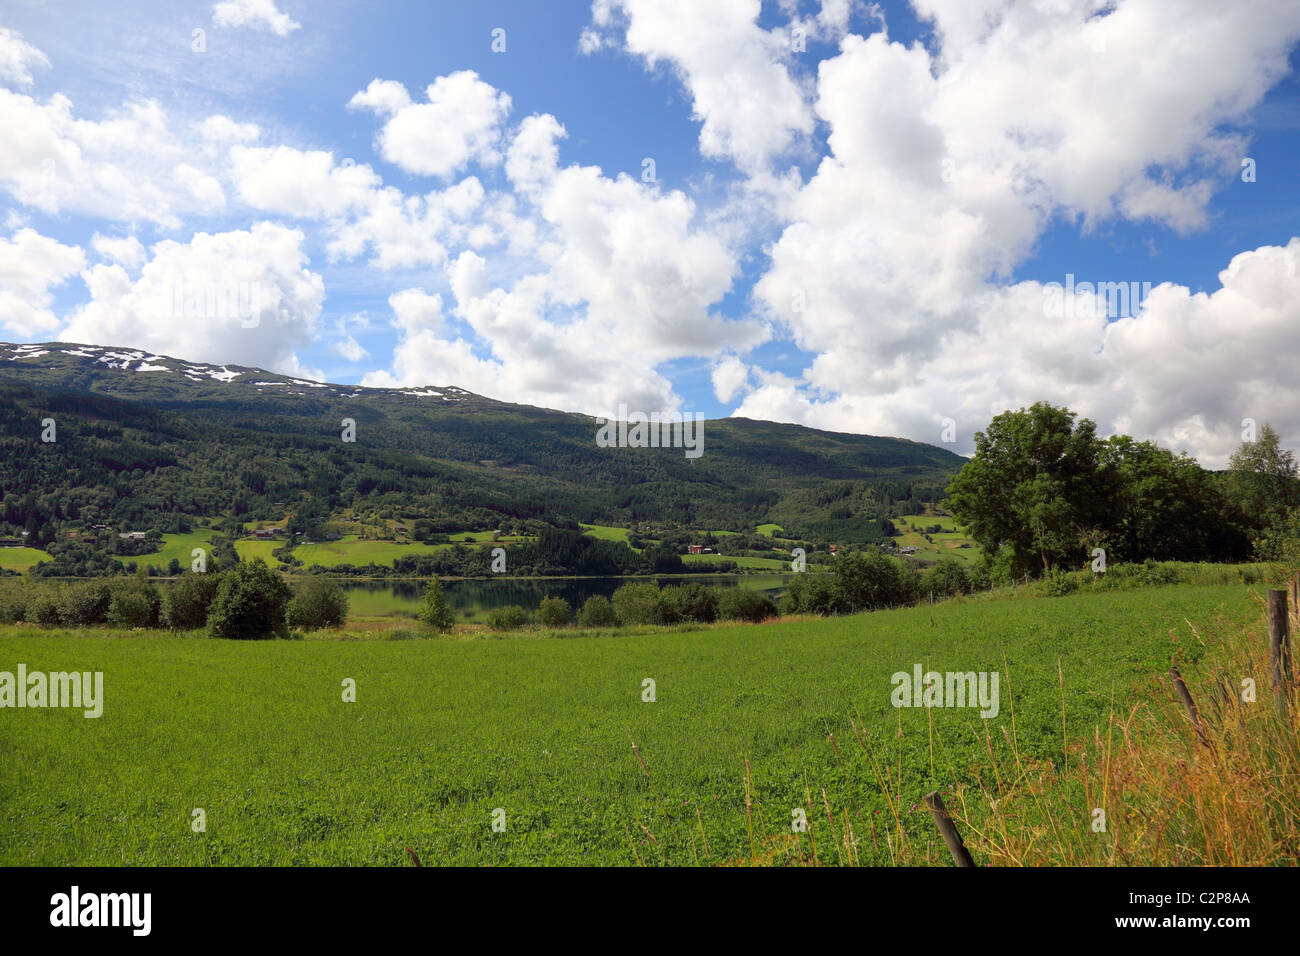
[0,583,1263,866]
[0,548,51,572]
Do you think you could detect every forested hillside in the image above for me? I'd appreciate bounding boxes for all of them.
[0,342,962,567]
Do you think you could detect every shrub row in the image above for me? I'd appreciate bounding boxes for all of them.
[1,563,348,637]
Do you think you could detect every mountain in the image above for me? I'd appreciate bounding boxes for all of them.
[0,342,965,557]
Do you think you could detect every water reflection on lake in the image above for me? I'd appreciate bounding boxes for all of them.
[340,574,796,620]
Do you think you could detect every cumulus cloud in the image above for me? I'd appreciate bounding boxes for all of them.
[0,228,84,336]
[197,114,261,145]
[212,0,301,36]
[330,334,369,362]
[348,72,512,178]
[585,0,813,172]
[90,233,145,270]
[230,145,382,219]
[0,92,227,228]
[736,238,1300,469]
[366,119,767,414]
[0,26,49,87]
[59,223,324,377]
[711,354,751,403]
[731,0,1300,464]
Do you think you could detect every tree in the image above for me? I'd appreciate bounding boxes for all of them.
[286,578,349,630]
[946,403,1107,574]
[535,596,571,628]
[832,550,917,612]
[207,559,292,640]
[578,594,618,627]
[417,577,455,631]
[1228,423,1298,531]
[107,576,162,628]
[164,571,223,630]
[717,588,777,623]
[1099,435,1248,562]
[612,582,660,625]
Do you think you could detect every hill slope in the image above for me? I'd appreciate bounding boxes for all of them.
[0,342,965,552]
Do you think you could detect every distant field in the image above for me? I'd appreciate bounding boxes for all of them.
[892,513,979,564]
[580,524,630,543]
[144,531,218,569]
[233,539,282,564]
[0,547,51,572]
[756,523,783,536]
[683,552,789,570]
[0,583,1257,865]
[287,536,450,567]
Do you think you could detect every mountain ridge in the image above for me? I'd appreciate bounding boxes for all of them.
[0,341,965,568]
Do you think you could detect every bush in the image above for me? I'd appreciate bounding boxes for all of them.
[535,596,571,628]
[486,605,529,630]
[1042,568,1079,597]
[717,588,777,623]
[611,582,661,625]
[0,593,28,624]
[31,595,61,628]
[780,574,843,615]
[107,580,162,628]
[163,571,223,630]
[58,581,112,628]
[833,550,917,612]
[417,577,455,631]
[207,559,292,640]
[286,578,349,630]
[577,594,618,627]
[661,583,718,623]
[924,557,970,599]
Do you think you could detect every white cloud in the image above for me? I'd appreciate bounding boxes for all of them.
[348,72,511,178]
[0,26,49,87]
[90,233,145,270]
[736,239,1300,469]
[197,114,261,145]
[368,121,766,415]
[0,92,227,228]
[330,334,368,362]
[230,145,383,219]
[585,0,814,172]
[59,222,324,377]
[711,354,751,403]
[736,0,1300,463]
[0,228,84,336]
[212,0,301,36]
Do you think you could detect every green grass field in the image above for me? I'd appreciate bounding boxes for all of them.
[0,548,51,572]
[146,531,218,569]
[756,524,783,536]
[580,524,630,543]
[0,583,1258,865]
[290,535,450,567]
[682,552,789,570]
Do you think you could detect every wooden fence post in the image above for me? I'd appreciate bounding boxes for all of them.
[1168,666,1210,748]
[923,790,975,867]
[1267,589,1292,715]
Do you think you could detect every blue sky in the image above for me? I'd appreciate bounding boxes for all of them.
[2,0,1299,466]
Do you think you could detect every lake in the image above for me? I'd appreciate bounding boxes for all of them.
[339,573,798,620]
